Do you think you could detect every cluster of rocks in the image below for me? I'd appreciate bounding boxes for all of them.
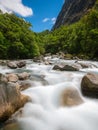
[0,58,98,124]
[0,59,50,123]
[32,52,80,65]
[53,62,97,71]
[0,74,30,123]
[0,72,31,91]
[53,63,82,71]
[0,61,33,122]
[7,61,26,69]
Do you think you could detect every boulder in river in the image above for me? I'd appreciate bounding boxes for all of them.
[7,62,17,69]
[16,61,26,68]
[53,65,63,71]
[17,72,30,80]
[7,73,19,83]
[62,63,82,71]
[81,73,98,98]
[0,81,29,122]
[60,87,83,107]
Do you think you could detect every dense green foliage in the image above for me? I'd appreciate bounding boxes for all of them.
[0,12,41,59]
[0,0,98,59]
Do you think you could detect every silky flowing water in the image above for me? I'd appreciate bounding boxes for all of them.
[1,58,98,130]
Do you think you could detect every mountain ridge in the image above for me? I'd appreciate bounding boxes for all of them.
[52,0,96,30]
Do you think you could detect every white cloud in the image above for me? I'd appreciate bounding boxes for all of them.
[42,17,56,24]
[42,18,50,23]
[51,17,56,24]
[0,0,33,17]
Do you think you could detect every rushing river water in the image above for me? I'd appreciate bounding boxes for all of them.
[1,58,98,130]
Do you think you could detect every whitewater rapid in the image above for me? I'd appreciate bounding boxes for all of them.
[1,58,98,130]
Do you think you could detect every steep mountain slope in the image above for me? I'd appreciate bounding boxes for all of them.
[53,0,96,30]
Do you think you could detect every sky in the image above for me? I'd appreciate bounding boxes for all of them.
[0,0,64,32]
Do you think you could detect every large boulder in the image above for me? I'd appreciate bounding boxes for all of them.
[60,87,83,107]
[7,74,19,83]
[16,61,26,68]
[17,72,30,80]
[62,63,82,71]
[0,81,29,122]
[7,62,17,69]
[62,64,78,71]
[81,73,98,98]
[53,65,63,71]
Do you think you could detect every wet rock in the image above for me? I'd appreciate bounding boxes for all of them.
[60,87,83,107]
[53,65,63,71]
[33,55,44,62]
[7,74,18,83]
[0,60,7,66]
[62,63,82,71]
[0,73,8,82]
[44,61,50,65]
[53,63,82,71]
[78,62,98,69]
[16,61,26,68]
[17,72,30,80]
[19,81,31,91]
[0,81,29,122]
[7,61,26,69]
[3,121,21,130]
[7,62,17,69]
[81,73,98,98]
[78,62,91,68]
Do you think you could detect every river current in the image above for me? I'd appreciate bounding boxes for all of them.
[1,58,98,130]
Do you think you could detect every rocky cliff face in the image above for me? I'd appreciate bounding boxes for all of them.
[52,0,96,30]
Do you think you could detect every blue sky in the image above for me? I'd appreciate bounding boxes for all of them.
[22,0,63,32]
[0,0,64,32]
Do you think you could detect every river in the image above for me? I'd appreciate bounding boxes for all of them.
[1,58,98,130]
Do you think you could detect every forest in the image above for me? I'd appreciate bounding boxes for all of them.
[0,0,98,59]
